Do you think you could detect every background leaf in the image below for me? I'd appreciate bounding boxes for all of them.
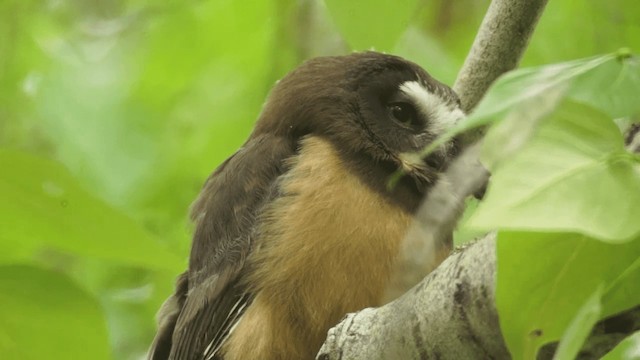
[325,0,420,51]
[0,265,111,360]
[0,150,184,271]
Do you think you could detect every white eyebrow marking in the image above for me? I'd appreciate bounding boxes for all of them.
[398,80,465,136]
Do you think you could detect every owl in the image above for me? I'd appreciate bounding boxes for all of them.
[148,51,465,360]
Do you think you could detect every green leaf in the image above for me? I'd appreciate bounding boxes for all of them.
[523,2,640,66]
[469,101,640,242]
[478,84,568,170]
[552,285,603,360]
[0,150,184,271]
[602,255,640,318]
[600,330,640,360]
[496,232,640,359]
[0,265,110,360]
[423,52,640,159]
[568,54,640,119]
[472,55,615,125]
[325,0,419,51]
[421,54,615,157]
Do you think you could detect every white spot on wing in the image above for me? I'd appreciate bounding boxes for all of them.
[399,81,464,135]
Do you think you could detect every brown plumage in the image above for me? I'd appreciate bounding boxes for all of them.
[148,51,464,360]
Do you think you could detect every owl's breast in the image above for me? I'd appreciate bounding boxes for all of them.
[248,135,413,333]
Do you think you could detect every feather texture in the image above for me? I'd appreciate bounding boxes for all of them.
[148,52,463,360]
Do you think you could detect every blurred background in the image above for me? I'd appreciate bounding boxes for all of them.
[0,0,638,359]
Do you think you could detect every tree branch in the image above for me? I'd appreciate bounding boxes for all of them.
[453,0,549,116]
[317,232,640,360]
[318,233,508,360]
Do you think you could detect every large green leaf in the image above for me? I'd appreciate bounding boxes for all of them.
[552,286,603,360]
[325,0,420,51]
[0,265,110,359]
[602,255,640,319]
[0,150,184,270]
[569,52,640,118]
[470,55,616,126]
[600,330,640,360]
[469,101,640,242]
[423,52,639,157]
[496,232,640,359]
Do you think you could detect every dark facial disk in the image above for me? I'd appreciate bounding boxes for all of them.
[252,52,465,212]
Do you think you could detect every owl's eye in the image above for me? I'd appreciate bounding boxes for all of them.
[388,102,418,127]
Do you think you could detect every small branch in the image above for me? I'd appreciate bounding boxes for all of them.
[453,0,549,117]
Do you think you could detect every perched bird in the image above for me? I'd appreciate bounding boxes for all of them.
[148,51,465,360]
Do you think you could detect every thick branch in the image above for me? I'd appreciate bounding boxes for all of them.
[317,233,640,360]
[318,233,508,360]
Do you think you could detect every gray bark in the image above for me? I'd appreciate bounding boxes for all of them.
[317,231,640,360]
[318,233,509,360]
[453,0,549,114]
[454,0,549,144]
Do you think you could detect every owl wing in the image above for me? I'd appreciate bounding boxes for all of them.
[148,133,295,360]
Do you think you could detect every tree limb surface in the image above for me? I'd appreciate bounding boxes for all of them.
[317,233,640,360]
[318,233,508,360]
[454,0,549,116]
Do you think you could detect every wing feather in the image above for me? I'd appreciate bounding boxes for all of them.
[148,133,295,359]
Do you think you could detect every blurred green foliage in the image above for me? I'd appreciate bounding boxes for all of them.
[1,0,639,359]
